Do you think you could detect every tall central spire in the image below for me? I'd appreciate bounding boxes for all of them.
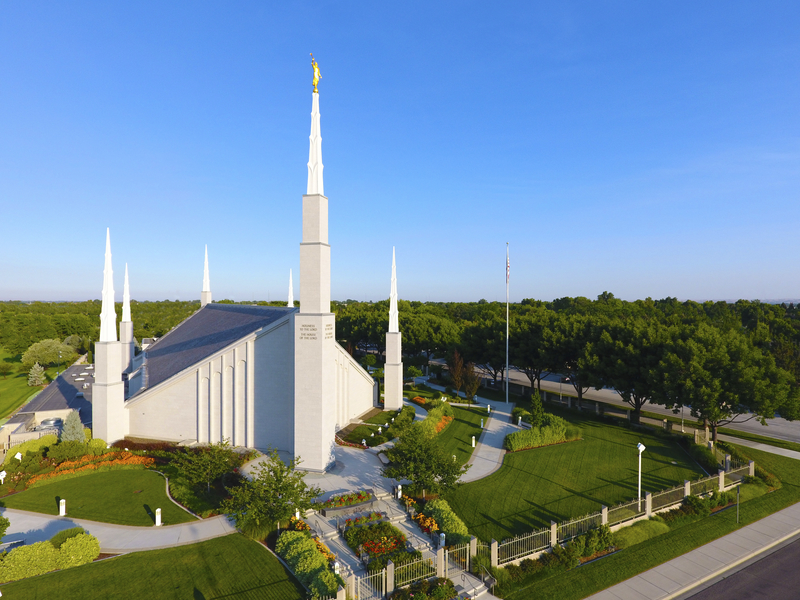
[122,263,131,323]
[203,245,211,292]
[389,247,399,332]
[288,269,294,307]
[99,228,118,342]
[307,92,324,195]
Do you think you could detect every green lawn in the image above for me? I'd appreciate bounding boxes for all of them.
[446,414,704,542]
[437,405,485,465]
[1,469,196,526]
[0,533,306,600]
[363,409,401,425]
[500,445,800,600]
[0,348,63,418]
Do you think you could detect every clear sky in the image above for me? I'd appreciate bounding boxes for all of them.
[2,2,799,303]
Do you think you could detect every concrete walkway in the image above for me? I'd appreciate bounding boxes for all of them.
[0,507,236,554]
[586,500,800,600]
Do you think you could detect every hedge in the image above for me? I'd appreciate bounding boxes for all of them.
[417,400,455,438]
[422,499,470,544]
[504,414,568,452]
[0,532,100,583]
[4,434,57,465]
[275,530,343,597]
[50,527,85,549]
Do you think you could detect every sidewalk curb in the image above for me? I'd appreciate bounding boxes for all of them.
[663,526,800,600]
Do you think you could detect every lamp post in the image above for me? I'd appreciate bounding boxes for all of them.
[681,404,684,433]
[637,442,646,511]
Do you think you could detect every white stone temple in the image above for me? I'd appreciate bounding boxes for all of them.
[90,85,380,471]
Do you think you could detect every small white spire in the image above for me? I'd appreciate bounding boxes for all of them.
[203,245,211,293]
[122,263,131,322]
[288,269,294,307]
[99,228,118,342]
[307,92,324,196]
[389,247,399,333]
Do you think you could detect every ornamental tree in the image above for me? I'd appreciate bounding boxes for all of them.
[174,439,237,493]
[222,449,322,539]
[27,363,45,386]
[60,410,85,442]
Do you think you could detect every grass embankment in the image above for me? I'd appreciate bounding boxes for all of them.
[436,406,485,465]
[0,348,63,418]
[0,533,306,600]
[499,444,798,600]
[446,411,703,542]
[1,470,195,526]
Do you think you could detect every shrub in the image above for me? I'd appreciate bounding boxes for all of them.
[50,527,85,549]
[60,410,85,443]
[3,434,57,465]
[422,499,469,539]
[504,414,568,451]
[565,426,582,440]
[310,569,340,597]
[511,407,531,423]
[0,541,60,583]
[47,441,88,463]
[529,391,544,427]
[57,533,100,569]
[88,438,108,455]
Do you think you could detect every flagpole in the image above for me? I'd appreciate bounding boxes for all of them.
[506,242,509,404]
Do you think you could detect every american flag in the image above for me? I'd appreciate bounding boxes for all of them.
[506,246,510,284]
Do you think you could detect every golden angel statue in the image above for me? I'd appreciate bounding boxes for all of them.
[310,53,321,93]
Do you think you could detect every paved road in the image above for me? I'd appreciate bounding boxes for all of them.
[1,507,236,554]
[681,534,800,600]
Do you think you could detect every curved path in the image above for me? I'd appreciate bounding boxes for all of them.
[0,507,236,554]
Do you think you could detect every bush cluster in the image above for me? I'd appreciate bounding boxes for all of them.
[677,438,719,473]
[275,530,343,598]
[389,577,458,600]
[3,434,58,466]
[0,530,100,583]
[504,414,568,452]
[422,499,470,545]
[661,491,735,524]
[417,400,455,438]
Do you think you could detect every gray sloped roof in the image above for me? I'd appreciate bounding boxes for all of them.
[143,303,294,390]
[19,364,93,424]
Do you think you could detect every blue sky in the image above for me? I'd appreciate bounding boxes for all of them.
[2,2,799,303]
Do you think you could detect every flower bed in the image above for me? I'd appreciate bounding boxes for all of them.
[320,490,372,509]
[344,521,407,559]
[25,452,155,488]
[412,512,439,534]
[344,512,384,529]
[335,435,366,449]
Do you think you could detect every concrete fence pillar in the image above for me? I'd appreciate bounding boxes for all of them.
[347,574,355,599]
[567,397,572,409]
[601,506,608,526]
[684,480,691,498]
[336,585,346,600]
[749,461,755,477]
[386,560,395,595]
[725,454,731,472]
[469,536,477,557]
[645,492,652,518]
[694,429,699,444]
[718,470,725,492]
[550,521,558,548]
[595,402,600,415]
[708,441,714,451]
[436,547,446,577]
[490,540,498,569]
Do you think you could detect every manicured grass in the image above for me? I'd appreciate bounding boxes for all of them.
[363,409,400,425]
[717,427,800,453]
[0,469,195,526]
[0,348,63,418]
[437,406,485,465]
[499,444,800,600]
[0,533,306,600]
[446,414,704,542]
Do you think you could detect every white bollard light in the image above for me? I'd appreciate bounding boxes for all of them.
[518,417,522,426]
[295,509,300,520]
[378,427,382,433]
[472,436,476,448]
[439,532,446,548]
[362,439,367,446]
[14,452,22,462]
[334,561,340,576]
[480,419,484,428]
[59,499,66,517]
[487,405,491,414]
[0,470,6,485]
[397,484,402,499]
[155,508,162,526]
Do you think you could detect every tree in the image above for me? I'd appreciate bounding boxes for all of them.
[543,314,602,406]
[22,339,76,369]
[360,354,376,371]
[222,450,322,539]
[383,424,469,495]
[510,308,554,393]
[529,390,544,427]
[0,515,9,540]
[460,315,507,385]
[28,363,45,386]
[60,410,84,442]
[463,362,481,401]
[447,350,465,396]
[0,361,13,379]
[174,439,238,493]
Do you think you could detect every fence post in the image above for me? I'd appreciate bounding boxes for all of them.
[336,585,346,600]
[595,402,600,415]
[347,574,355,599]
[694,429,699,444]
[645,492,652,518]
[469,535,477,557]
[568,397,572,409]
[684,480,691,498]
[725,454,731,472]
[718,470,725,492]
[437,547,446,577]
[749,461,755,477]
[601,506,608,526]
[490,540,498,568]
[386,560,395,595]
[550,521,558,548]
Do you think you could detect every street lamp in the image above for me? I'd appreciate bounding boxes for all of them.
[681,404,684,433]
[637,442,646,511]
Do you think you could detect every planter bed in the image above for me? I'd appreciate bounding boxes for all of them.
[318,489,376,517]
